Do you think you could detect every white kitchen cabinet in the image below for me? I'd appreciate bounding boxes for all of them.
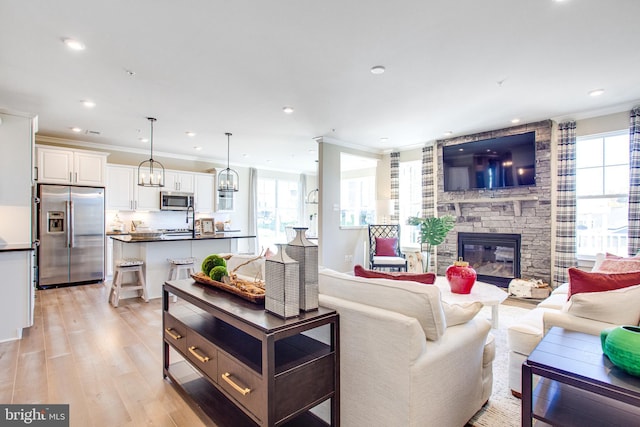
[106,164,159,211]
[36,146,107,186]
[165,171,194,193]
[0,250,34,341]
[194,173,214,213]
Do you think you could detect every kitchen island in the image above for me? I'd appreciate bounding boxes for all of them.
[110,232,256,299]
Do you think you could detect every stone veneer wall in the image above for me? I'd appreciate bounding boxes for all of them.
[436,120,552,284]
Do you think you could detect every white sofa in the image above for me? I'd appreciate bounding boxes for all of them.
[507,280,640,395]
[318,268,495,427]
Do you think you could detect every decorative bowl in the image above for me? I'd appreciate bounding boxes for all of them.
[601,325,640,377]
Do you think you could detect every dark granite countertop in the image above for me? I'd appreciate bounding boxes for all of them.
[110,233,255,243]
[0,243,34,252]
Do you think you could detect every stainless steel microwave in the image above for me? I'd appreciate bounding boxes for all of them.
[160,191,194,211]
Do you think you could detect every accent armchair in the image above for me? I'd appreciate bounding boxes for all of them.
[368,224,407,271]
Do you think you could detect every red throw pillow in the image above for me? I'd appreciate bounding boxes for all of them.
[354,264,436,285]
[375,237,398,256]
[567,267,640,299]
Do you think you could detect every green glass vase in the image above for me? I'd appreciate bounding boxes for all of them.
[601,326,640,377]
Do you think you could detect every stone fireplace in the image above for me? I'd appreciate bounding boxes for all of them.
[458,232,521,287]
[436,120,552,285]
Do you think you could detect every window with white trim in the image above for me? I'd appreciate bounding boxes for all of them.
[340,153,377,227]
[576,131,629,257]
[257,177,299,251]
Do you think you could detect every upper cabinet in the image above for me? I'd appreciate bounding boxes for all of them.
[194,173,214,213]
[164,171,194,193]
[106,165,159,211]
[36,146,107,186]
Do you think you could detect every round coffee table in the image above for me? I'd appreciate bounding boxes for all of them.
[434,277,508,328]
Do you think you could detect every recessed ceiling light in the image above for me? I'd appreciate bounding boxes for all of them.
[370,65,386,75]
[81,100,95,108]
[138,137,148,143]
[70,127,82,132]
[193,146,202,151]
[63,38,85,51]
[242,153,249,158]
[380,137,389,143]
[283,106,294,114]
[185,131,196,137]
[444,131,453,136]
[266,159,272,163]
[511,118,521,124]
[588,89,604,97]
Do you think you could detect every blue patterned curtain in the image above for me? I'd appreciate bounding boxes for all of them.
[628,107,640,256]
[390,152,400,222]
[421,145,435,217]
[554,121,577,286]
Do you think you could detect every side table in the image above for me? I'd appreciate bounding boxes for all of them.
[522,327,640,426]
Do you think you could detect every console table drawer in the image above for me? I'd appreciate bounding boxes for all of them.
[186,331,218,381]
[163,313,188,354]
[218,352,265,421]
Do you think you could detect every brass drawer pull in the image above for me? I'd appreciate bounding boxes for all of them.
[188,346,210,363]
[221,372,251,396]
[164,327,182,340]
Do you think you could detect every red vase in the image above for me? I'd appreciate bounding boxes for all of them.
[446,258,477,294]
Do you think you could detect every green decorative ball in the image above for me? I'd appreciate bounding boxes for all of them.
[201,254,226,275]
[209,265,228,282]
[601,326,640,377]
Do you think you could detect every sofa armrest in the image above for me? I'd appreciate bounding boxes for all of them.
[543,310,616,336]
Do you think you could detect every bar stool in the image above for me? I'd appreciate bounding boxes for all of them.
[109,259,148,307]
[167,257,196,302]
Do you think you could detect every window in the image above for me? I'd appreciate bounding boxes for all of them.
[340,153,377,227]
[257,177,299,250]
[399,160,422,247]
[576,131,629,258]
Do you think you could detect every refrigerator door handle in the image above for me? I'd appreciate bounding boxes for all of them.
[65,200,70,248]
[69,200,75,248]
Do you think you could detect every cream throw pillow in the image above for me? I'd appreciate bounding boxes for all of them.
[442,301,483,327]
[562,284,640,325]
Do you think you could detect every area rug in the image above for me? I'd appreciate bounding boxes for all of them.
[467,304,532,427]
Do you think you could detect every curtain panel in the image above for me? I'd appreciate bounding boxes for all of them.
[421,145,435,217]
[554,121,577,286]
[390,152,400,222]
[628,107,640,256]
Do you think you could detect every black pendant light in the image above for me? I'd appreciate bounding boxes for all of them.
[218,132,239,192]
[138,117,165,187]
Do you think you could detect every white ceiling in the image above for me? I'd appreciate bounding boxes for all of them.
[1,0,639,175]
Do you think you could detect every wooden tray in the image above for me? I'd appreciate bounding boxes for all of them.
[191,272,265,304]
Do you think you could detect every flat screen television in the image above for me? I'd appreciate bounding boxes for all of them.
[442,131,536,191]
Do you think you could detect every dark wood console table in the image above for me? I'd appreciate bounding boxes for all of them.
[522,327,640,426]
[163,279,339,426]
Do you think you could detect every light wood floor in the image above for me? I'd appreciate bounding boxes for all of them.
[0,282,208,427]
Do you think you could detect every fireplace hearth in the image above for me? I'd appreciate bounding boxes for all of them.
[458,232,521,287]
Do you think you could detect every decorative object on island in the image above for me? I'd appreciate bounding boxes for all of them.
[601,325,640,377]
[286,227,319,311]
[217,132,239,193]
[446,258,477,294]
[265,244,300,318]
[305,188,319,204]
[138,117,165,187]
[406,214,455,272]
[200,218,215,234]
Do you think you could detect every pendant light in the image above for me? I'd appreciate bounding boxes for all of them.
[218,132,239,192]
[138,117,165,187]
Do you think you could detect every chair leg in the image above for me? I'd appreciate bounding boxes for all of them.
[137,268,149,302]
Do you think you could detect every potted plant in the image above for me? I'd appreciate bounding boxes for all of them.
[407,215,456,272]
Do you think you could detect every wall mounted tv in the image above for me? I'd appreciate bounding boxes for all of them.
[442,131,536,191]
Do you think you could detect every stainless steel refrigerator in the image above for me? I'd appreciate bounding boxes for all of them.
[36,184,105,288]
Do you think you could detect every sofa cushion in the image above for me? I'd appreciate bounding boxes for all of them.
[537,293,568,310]
[442,301,483,326]
[563,283,640,325]
[375,237,398,256]
[568,267,640,298]
[507,307,549,355]
[319,267,446,340]
[595,258,640,273]
[353,264,435,284]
